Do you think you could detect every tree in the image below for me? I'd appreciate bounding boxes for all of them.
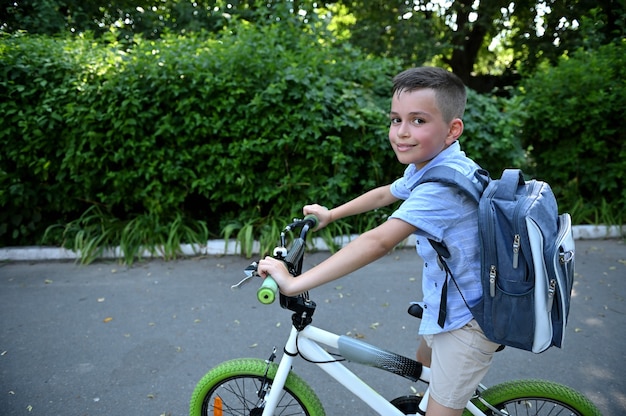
[1,0,320,39]
[333,0,625,91]
[3,0,624,90]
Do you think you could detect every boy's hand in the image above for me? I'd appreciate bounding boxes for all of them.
[303,204,331,230]
[257,256,295,295]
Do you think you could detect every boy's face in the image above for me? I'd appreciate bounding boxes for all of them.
[388,88,462,169]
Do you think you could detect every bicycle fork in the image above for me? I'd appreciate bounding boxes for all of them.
[261,328,299,416]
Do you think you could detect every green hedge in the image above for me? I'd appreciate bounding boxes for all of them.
[2,26,621,259]
[0,26,401,253]
[519,39,626,223]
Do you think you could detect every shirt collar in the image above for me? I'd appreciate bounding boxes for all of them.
[403,141,462,189]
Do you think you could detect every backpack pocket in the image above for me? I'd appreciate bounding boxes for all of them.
[526,216,553,353]
[549,213,575,348]
[489,284,535,348]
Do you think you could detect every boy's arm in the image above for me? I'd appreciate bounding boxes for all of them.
[258,217,416,296]
[304,184,398,229]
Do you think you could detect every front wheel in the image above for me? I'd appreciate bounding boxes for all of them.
[469,379,601,416]
[190,358,325,416]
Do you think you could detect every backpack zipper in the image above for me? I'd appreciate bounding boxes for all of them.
[481,184,498,299]
[511,180,538,270]
[547,279,556,310]
[489,265,497,297]
[512,234,521,268]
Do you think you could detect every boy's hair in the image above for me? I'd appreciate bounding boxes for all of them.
[392,67,467,123]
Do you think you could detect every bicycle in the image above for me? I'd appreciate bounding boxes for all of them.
[190,216,601,416]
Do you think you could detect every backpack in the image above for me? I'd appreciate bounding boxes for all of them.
[413,166,575,353]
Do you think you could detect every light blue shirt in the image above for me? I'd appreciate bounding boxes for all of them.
[389,141,483,334]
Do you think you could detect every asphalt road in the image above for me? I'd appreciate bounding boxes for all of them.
[1,238,624,416]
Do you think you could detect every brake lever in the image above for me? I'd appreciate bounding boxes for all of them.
[231,262,259,290]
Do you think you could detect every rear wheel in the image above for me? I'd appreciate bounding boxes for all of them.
[469,379,602,416]
[190,358,325,416]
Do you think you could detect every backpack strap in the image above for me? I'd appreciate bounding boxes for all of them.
[410,166,489,328]
[409,165,488,204]
[429,239,472,328]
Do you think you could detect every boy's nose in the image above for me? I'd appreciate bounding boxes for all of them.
[396,123,411,138]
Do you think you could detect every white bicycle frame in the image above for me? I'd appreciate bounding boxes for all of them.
[262,323,488,416]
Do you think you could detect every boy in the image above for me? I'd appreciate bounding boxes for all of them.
[258,66,500,416]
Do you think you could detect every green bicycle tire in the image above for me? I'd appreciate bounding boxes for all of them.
[467,378,602,416]
[190,358,326,416]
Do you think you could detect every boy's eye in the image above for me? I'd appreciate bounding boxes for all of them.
[389,116,425,125]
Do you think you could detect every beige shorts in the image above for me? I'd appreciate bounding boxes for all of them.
[422,320,501,410]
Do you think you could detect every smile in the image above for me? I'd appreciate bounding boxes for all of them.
[395,144,415,152]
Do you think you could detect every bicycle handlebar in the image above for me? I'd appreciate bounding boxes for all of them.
[255,215,319,304]
[257,276,279,304]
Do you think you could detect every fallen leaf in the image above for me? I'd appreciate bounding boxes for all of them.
[194,319,201,323]
[575,328,582,333]
[44,279,53,284]
[27,405,32,411]
[370,322,380,330]
[103,317,113,323]
[1,351,7,356]
[97,297,105,303]
[111,269,117,273]
[147,394,155,399]
[249,343,258,348]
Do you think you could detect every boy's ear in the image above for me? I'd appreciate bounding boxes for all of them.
[446,118,464,144]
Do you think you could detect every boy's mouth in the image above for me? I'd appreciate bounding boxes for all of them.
[395,143,415,152]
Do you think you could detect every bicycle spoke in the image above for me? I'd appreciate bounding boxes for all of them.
[496,398,583,415]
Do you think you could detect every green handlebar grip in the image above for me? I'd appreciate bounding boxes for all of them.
[257,276,278,304]
[303,214,319,228]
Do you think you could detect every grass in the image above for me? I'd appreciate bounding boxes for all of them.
[42,197,623,265]
[44,205,209,264]
[568,197,625,229]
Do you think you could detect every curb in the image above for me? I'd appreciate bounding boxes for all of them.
[0,225,623,262]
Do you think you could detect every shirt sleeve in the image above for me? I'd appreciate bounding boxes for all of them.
[389,182,466,243]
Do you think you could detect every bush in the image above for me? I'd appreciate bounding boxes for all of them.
[0,34,111,244]
[519,39,626,223]
[462,89,528,175]
[0,26,401,255]
[0,25,540,259]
